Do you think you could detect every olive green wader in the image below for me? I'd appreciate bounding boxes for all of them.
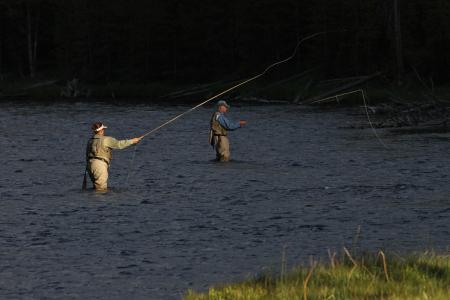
[85,134,134,190]
[209,112,231,162]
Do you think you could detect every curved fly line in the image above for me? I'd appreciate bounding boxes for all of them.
[125,32,327,185]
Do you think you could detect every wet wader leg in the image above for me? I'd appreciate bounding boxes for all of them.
[88,159,109,191]
[217,136,230,162]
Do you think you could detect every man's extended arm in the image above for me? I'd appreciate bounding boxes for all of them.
[217,114,241,130]
[104,136,142,149]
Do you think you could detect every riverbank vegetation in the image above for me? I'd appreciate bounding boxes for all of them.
[184,251,450,300]
[2,76,449,105]
[1,1,450,103]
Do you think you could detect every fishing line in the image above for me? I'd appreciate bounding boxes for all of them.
[141,31,327,138]
[311,89,389,149]
[125,32,327,185]
[360,89,390,150]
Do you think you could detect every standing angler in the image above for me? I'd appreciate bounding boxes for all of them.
[85,122,143,191]
[209,100,247,162]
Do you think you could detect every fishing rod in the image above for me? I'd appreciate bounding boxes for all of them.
[140,31,327,138]
[124,32,327,185]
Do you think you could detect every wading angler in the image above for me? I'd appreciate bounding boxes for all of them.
[84,122,143,191]
[209,100,247,162]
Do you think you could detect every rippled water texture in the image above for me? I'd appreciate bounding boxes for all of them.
[0,102,449,299]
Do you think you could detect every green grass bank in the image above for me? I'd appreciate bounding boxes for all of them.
[184,252,450,300]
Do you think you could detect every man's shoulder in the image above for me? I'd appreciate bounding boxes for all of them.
[211,111,222,119]
[101,136,117,143]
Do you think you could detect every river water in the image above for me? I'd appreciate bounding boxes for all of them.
[0,102,449,299]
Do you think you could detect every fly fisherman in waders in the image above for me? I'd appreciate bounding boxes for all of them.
[84,122,143,191]
[209,100,247,162]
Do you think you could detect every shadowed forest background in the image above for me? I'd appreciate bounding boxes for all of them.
[0,0,449,100]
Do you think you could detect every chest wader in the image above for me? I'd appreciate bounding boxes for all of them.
[209,112,230,161]
[84,136,112,190]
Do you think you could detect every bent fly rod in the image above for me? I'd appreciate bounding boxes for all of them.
[140,31,326,138]
[125,32,326,185]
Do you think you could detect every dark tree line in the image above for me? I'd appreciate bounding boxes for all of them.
[0,0,449,84]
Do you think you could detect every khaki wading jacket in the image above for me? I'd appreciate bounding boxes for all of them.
[86,134,134,164]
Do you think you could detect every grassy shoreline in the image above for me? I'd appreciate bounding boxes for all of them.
[184,252,450,300]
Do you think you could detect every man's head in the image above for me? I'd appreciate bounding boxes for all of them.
[92,122,107,135]
[217,100,230,113]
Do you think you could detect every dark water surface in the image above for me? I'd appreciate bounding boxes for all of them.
[0,102,449,299]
